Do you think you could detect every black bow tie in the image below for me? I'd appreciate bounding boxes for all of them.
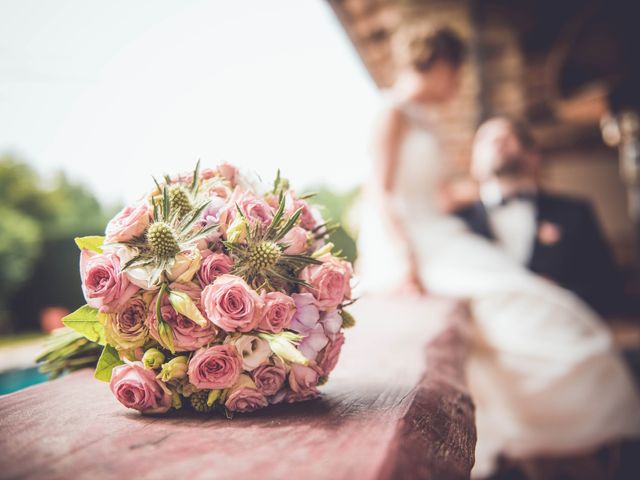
[495,191,538,207]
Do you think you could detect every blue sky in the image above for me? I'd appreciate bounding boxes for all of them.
[0,0,379,203]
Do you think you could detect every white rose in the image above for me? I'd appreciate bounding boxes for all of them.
[228,335,272,371]
[115,246,162,290]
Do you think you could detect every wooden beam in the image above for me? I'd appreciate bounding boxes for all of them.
[0,297,476,479]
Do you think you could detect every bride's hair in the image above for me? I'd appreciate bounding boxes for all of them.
[392,23,466,73]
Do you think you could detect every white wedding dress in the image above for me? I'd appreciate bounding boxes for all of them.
[357,101,640,477]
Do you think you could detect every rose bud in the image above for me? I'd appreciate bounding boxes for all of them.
[142,348,165,370]
[158,356,189,382]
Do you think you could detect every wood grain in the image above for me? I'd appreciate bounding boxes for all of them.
[0,297,475,480]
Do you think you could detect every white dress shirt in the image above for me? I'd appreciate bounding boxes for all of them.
[480,182,537,266]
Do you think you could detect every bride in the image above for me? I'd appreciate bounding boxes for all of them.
[357,23,640,477]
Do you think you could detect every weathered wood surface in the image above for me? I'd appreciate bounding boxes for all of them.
[0,297,475,480]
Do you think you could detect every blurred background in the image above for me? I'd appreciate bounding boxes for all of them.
[1,0,639,394]
[331,0,640,373]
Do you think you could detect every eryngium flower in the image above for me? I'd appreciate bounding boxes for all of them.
[147,222,180,259]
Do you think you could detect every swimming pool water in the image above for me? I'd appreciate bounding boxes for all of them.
[0,366,48,395]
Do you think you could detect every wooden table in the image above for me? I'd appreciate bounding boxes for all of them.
[0,297,476,480]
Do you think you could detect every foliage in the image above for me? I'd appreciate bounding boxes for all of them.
[36,327,102,379]
[74,235,105,253]
[0,156,55,224]
[61,305,106,345]
[0,206,42,328]
[0,153,113,333]
[306,186,360,263]
[94,344,123,382]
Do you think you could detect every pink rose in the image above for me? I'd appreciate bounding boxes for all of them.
[200,167,217,180]
[170,172,194,185]
[298,324,328,362]
[105,297,149,350]
[238,193,273,230]
[298,205,318,231]
[269,386,320,404]
[147,282,217,352]
[217,163,238,186]
[80,251,139,312]
[251,359,286,396]
[286,195,318,231]
[265,193,280,209]
[187,344,242,390]
[300,254,352,310]
[282,226,309,255]
[201,196,228,226]
[197,252,233,286]
[258,292,296,333]
[224,374,268,413]
[201,275,263,333]
[288,363,321,393]
[270,364,322,404]
[289,388,320,403]
[207,184,232,201]
[318,332,345,376]
[290,293,320,333]
[109,362,172,414]
[283,388,320,404]
[105,202,150,243]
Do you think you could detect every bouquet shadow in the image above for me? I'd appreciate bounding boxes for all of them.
[122,382,411,431]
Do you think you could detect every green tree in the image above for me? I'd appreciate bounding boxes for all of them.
[0,155,55,223]
[0,153,113,332]
[0,206,42,328]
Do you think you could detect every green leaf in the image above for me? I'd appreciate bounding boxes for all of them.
[163,184,170,220]
[74,236,105,253]
[153,196,161,221]
[207,389,221,407]
[187,223,219,242]
[341,309,356,329]
[265,192,285,239]
[121,253,146,270]
[281,254,322,265]
[311,242,334,258]
[299,192,317,200]
[273,207,302,241]
[272,168,281,194]
[62,305,106,345]
[94,344,124,382]
[191,159,201,193]
[178,200,209,232]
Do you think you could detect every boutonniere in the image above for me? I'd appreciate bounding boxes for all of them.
[538,221,562,246]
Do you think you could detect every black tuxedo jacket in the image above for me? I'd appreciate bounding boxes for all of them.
[454,191,623,315]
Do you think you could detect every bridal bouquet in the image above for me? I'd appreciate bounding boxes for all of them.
[63,163,355,415]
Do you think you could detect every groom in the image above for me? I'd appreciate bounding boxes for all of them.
[455,117,623,315]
